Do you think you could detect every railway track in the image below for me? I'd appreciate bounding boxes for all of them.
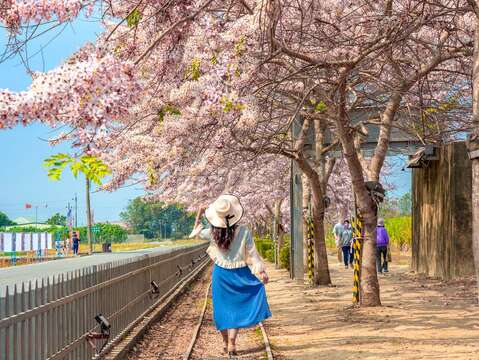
[123,265,273,360]
[183,281,273,360]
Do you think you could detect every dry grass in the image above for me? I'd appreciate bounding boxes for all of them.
[78,239,206,253]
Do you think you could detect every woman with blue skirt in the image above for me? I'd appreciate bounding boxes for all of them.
[190,194,271,357]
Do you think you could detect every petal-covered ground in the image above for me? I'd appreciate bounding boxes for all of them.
[265,251,479,360]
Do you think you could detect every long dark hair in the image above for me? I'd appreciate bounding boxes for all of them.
[211,224,237,251]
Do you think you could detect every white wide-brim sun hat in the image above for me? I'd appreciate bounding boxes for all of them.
[205,194,244,228]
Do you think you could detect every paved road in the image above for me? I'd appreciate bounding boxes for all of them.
[0,246,186,297]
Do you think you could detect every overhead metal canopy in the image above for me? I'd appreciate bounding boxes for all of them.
[299,108,422,158]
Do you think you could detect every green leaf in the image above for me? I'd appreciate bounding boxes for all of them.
[211,52,218,65]
[234,36,247,56]
[127,8,141,28]
[44,153,110,185]
[164,105,181,116]
[70,162,83,178]
[184,58,201,81]
[47,168,62,181]
[314,101,327,113]
[158,105,181,122]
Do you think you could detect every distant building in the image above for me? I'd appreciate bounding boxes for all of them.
[13,216,36,225]
[5,216,52,230]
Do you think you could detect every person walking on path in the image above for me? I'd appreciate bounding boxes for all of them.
[376,218,390,273]
[190,194,272,357]
[333,220,344,264]
[340,220,353,269]
[72,232,80,256]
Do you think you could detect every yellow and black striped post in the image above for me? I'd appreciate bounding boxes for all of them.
[306,216,315,285]
[351,216,363,304]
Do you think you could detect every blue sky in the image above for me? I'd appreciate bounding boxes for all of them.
[0,17,143,225]
[0,17,412,225]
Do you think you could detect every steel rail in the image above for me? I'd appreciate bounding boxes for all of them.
[182,280,274,360]
[102,257,211,359]
[182,282,211,360]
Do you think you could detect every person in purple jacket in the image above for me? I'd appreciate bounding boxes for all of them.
[376,218,390,273]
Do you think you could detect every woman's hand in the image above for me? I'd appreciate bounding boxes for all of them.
[259,271,269,284]
[190,204,208,238]
[194,205,208,227]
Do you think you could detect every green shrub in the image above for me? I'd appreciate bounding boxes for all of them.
[384,216,411,249]
[264,249,275,262]
[279,236,290,270]
[254,238,274,259]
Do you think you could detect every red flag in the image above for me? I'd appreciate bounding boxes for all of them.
[25,203,32,209]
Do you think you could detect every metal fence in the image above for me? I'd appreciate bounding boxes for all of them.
[0,243,209,360]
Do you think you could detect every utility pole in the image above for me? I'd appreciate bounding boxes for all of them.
[67,202,73,255]
[74,193,78,228]
[86,177,93,255]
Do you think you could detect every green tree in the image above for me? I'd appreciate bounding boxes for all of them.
[97,223,128,243]
[44,153,111,254]
[120,198,195,239]
[378,195,399,218]
[0,211,15,227]
[46,212,67,226]
[398,192,412,216]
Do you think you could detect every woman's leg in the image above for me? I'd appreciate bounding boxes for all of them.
[220,330,228,351]
[228,328,239,352]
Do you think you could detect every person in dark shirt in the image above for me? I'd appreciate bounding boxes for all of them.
[376,218,390,273]
[72,233,80,255]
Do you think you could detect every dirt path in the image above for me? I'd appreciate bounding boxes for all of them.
[128,264,264,359]
[191,289,265,360]
[264,253,479,360]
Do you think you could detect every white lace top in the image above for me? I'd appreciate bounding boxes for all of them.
[199,225,266,275]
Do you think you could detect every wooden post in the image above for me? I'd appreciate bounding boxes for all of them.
[272,203,278,268]
[290,156,304,280]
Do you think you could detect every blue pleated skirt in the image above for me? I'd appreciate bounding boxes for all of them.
[211,264,272,331]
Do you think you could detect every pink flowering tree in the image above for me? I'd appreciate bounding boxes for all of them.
[249,0,473,303]
[0,0,475,304]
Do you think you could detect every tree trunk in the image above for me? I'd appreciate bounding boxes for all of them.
[86,177,93,255]
[472,161,479,304]
[297,156,331,285]
[468,11,479,304]
[357,205,380,306]
[310,180,331,285]
[335,78,381,306]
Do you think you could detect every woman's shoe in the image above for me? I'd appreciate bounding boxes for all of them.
[228,350,238,358]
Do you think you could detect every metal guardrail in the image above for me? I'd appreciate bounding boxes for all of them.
[0,243,209,360]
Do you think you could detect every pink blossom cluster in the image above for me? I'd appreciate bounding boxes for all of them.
[0,0,474,229]
[0,54,142,128]
[1,0,94,30]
